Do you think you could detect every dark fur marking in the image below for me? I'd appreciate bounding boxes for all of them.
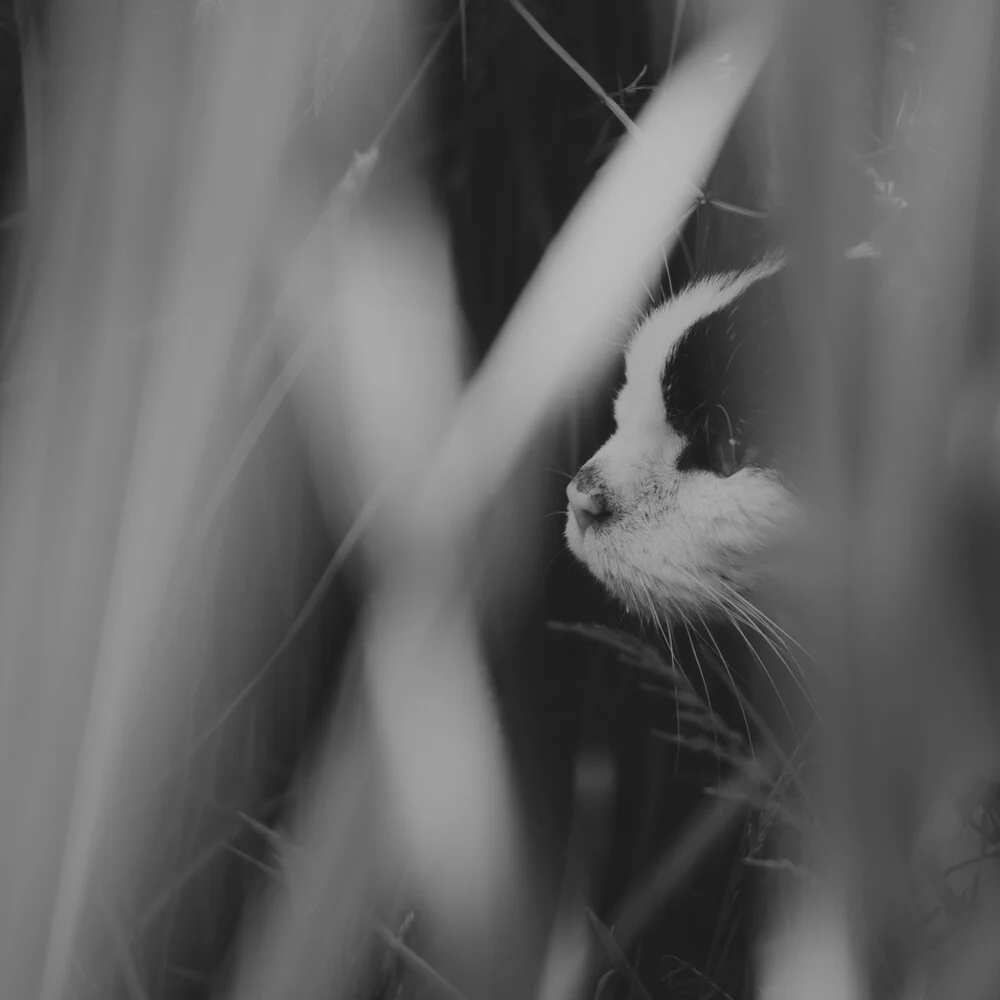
[662,268,790,474]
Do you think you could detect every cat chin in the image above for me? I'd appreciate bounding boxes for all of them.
[565,501,789,620]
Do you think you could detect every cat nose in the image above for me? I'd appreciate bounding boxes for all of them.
[566,478,609,532]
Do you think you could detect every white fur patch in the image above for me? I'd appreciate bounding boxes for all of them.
[618,252,786,432]
[565,255,794,621]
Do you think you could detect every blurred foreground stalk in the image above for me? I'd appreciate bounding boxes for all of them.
[763,0,1000,996]
[0,0,324,995]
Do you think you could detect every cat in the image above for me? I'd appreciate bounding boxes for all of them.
[563,247,1000,936]
[564,251,799,626]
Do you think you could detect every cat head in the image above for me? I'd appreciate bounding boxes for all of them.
[565,254,798,621]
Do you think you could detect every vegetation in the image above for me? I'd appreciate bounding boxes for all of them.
[0,1,997,998]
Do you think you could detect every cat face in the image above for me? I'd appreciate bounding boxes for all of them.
[565,256,797,621]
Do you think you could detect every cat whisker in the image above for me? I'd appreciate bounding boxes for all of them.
[725,612,798,736]
[716,578,813,662]
[665,568,807,791]
[705,576,796,658]
[546,467,575,481]
[667,565,801,730]
[713,585,815,712]
[691,615,816,813]
[639,581,683,773]
[724,599,804,674]
[672,565,814,713]
[729,601,810,705]
[692,609,755,757]
[678,611,723,784]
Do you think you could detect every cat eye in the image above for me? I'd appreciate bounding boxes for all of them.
[674,420,759,476]
[711,432,747,477]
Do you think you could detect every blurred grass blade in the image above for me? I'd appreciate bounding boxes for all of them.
[412,3,776,542]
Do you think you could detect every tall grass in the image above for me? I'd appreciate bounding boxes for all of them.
[0,0,998,998]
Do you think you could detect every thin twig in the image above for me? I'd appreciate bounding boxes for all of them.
[370,10,459,151]
[667,0,687,74]
[586,909,655,1000]
[373,920,469,1000]
[508,0,641,141]
[508,0,766,223]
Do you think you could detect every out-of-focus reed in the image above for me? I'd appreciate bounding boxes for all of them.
[762,0,1000,997]
[2,0,999,997]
